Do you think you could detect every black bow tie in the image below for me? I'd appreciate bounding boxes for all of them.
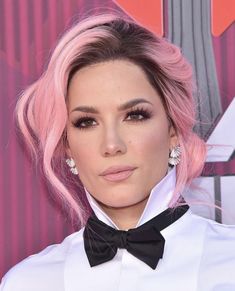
[83,202,189,270]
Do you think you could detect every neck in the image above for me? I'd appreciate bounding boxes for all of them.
[96,195,150,230]
[85,168,176,231]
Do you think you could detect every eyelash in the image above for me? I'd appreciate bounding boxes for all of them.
[72,107,152,130]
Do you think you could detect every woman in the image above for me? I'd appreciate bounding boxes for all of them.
[1,12,235,291]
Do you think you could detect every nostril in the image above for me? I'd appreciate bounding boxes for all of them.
[101,135,127,157]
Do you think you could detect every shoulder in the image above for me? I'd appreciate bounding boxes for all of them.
[190,210,235,241]
[188,213,235,286]
[0,228,84,291]
[190,211,235,274]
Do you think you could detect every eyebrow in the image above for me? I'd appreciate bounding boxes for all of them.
[70,98,153,114]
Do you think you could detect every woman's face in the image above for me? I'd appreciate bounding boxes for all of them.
[66,60,177,210]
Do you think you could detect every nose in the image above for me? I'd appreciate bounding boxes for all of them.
[100,125,127,157]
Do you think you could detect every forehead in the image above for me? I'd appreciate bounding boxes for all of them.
[67,60,161,108]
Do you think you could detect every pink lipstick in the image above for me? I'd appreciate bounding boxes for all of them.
[99,166,137,182]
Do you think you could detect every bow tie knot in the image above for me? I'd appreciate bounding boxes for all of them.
[115,230,128,249]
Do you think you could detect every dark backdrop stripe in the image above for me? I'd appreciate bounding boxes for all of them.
[4,0,16,269]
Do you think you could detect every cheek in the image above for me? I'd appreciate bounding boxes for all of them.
[72,143,94,165]
[66,130,94,164]
[130,125,170,158]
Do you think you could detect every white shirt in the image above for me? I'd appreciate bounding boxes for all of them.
[1,168,235,291]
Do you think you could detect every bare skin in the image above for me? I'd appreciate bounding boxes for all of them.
[66,60,177,230]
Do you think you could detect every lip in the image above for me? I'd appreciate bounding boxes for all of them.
[100,165,137,176]
[99,166,137,182]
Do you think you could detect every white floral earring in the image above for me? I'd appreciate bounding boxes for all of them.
[66,158,78,175]
[168,145,181,166]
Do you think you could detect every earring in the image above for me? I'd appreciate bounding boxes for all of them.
[168,145,181,166]
[66,158,78,175]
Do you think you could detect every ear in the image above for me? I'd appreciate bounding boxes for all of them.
[65,147,72,158]
[62,130,72,158]
[169,125,178,149]
[64,136,72,158]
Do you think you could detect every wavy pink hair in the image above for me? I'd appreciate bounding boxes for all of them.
[15,12,207,227]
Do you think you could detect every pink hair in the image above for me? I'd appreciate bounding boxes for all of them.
[15,12,207,227]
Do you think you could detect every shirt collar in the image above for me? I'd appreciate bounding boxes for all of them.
[84,167,176,230]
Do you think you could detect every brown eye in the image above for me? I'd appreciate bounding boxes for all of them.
[73,117,97,129]
[125,108,152,121]
[127,113,144,120]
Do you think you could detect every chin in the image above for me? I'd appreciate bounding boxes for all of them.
[99,193,149,209]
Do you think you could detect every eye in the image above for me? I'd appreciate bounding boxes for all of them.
[72,117,97,129]
[125,108,152,121]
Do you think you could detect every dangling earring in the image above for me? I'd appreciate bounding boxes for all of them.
[168,145,181,166]
[66,158,78,175]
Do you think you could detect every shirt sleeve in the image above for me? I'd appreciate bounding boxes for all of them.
[197,219,235,290]
[0,276,6,290]
[0,244,66,291]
